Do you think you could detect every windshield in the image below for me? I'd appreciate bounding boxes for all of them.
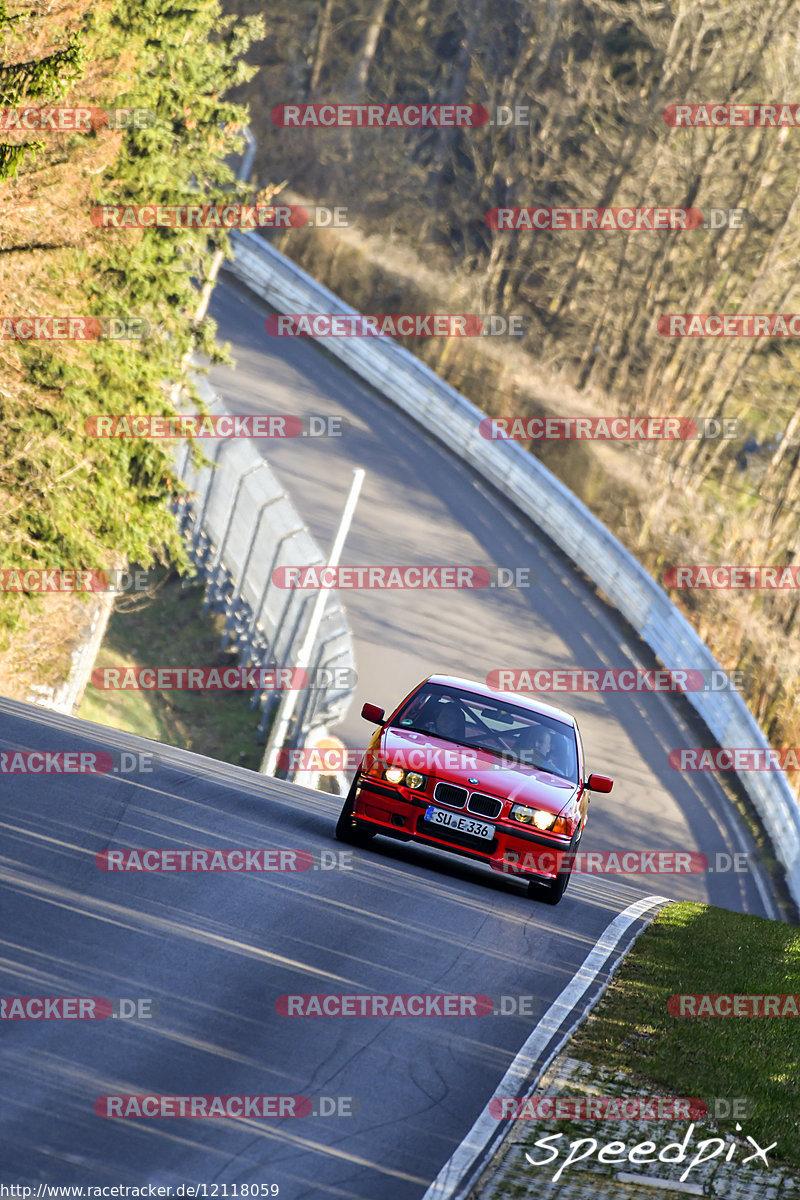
[392,683,579,783]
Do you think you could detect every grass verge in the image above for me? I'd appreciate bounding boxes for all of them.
[78,565,266,770]
[569,901,800,1171]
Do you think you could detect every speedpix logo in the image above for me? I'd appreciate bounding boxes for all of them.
[524,1123,775,1183]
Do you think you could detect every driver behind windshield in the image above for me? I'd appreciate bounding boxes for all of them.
[516,724,559,774]
[432,701,466,741]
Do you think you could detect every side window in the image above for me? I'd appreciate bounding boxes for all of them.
[397,692,431,726]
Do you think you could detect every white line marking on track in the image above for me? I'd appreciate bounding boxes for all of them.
[422,893,671,1200]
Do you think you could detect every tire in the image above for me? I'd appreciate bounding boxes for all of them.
[532,866,570,905]
[528,827,582,905]
[335,771,376,845]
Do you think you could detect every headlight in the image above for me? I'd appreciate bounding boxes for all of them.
[510,804,556,830]
[381,764,427,789]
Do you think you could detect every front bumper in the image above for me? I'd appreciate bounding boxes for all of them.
[352,778,573,881]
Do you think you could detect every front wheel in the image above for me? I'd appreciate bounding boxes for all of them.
[335,771,376,845]
[532,866,570,905]
[528,827,582,905]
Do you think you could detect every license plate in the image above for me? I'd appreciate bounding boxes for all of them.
[424,806,495,840]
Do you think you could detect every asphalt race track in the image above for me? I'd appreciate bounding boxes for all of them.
[0,266,780,1197]
[0,701,663,1196]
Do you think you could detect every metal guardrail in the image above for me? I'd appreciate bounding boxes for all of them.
[226,228,800,908]
[173,376,356,747]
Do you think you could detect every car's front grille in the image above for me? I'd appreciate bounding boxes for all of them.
[433,782,467,808]
[467,792,503,819]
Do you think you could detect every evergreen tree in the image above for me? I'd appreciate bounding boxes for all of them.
[0,1,87,179]
[0,0,265,629]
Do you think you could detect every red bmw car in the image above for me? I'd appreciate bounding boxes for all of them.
[335,675,613,903]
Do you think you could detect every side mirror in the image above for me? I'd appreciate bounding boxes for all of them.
[586,773,613,793]
[361,702,385,724]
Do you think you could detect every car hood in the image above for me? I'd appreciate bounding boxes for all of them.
[380,727,577,814]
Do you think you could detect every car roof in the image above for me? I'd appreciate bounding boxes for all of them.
[421,674,577,727]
